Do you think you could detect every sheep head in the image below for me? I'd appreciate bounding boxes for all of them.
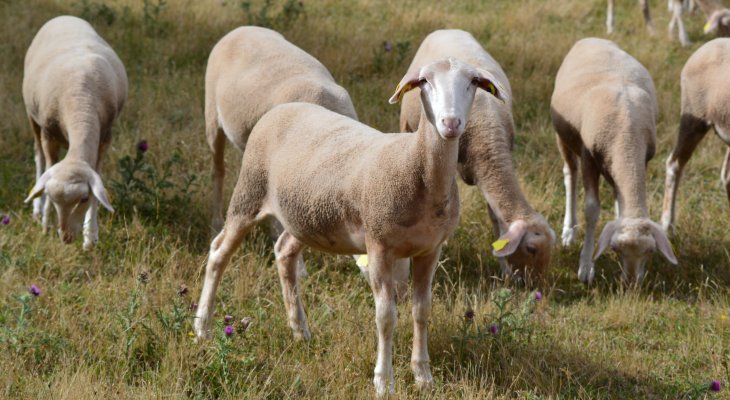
[594,218,677,284]
[389,57,508,141]
[492,218,556,280]
[25,159,113,244]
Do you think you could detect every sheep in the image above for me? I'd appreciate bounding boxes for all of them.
[193,58,507,396]
[205,26,358,234]
[22,16,126,250]
[694,0,730,36]
[392,29,555,282]
[661,38,730,231]
[551,38,677,284]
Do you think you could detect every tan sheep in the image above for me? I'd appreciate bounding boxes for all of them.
[662,38,730,231]
[193,58,507,396]
[395,29,555,281]
[551,38,677,284]
[205,26,358,233]
[23,16,127,250]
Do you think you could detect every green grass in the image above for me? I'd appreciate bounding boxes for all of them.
[1,0,730,398]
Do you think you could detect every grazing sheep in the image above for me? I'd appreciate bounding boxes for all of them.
[551,38,677,284]
[395,29,555,281]
[23,16,126,250]
[205,26,358,233]
[193,58,507,396]
[694,0,730,36]
[661,38,730,231]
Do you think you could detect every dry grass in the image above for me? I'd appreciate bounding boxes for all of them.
[1,0,730,398]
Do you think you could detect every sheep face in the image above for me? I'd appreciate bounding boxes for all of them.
[704,10,730,34]
[389,58,507,140]
[25,160,114,244]
[505,221,556,278]
[595,218,677,284]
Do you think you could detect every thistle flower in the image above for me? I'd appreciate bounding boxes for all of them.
[29,284,41,297]
[489,324,498,335]
[710,380,721,392]
[1,214,9,225]
[224,325,234,337]
[137,140,149,153]
[224,315,233,323]
[189,302,198,311]
[382,41,392,52]
[464,309,475,322]
[535,291,543,301]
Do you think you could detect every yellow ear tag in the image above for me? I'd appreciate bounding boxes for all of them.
[704,21,712,33]
[492,239,510,252]
[393,83,412,102]
[356,254,369,268]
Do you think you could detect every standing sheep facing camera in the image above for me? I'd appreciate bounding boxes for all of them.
[193,58,507,396]
[23,15,127,250]
[205,26,358,234]
[662,38,730,231]
[551,38,677,284]
[395,29,555,281]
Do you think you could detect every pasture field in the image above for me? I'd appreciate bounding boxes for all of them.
[1,0,729,398]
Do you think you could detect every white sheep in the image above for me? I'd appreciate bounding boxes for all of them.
[205,26,358,233]
[395,29,555,281]
[551,38,677,284]
[193,58,507,396]
[23,15,126,250]
[661,38,730,231]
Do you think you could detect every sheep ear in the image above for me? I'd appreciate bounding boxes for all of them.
[24,165,57,203]
[389,70,421,105]
[474,68,509,104]
[492,220,528,257]
[649,221,678,265]
[704,12,721,33]
[89,170,114,213]
[594,220,619,260]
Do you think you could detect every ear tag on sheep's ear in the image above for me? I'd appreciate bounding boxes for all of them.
[393,82,412,103]
[492,239,510,252]
[356,254,369,268]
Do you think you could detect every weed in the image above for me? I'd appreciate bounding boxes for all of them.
[239,0,305,30]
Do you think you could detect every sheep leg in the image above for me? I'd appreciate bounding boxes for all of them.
[670,0,691,46]
[639,0,656,34]
[607,0,616,34]
[29,116,45,221]
[367,246,397,397]
[410,247,440,392]
[721,148,730,203]
[356,256,410,302]
[557,136,579,246]
[274,231,310,340]
[40,133,60,234]
[209,127,226,234]
[488,204,512,276]
[194,217,251,339]
[578,152,600,285]
[83,140,109,251]
[661,114,710,231]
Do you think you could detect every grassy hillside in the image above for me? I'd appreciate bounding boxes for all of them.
[1,0,729,398]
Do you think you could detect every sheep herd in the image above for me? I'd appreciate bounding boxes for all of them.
[19,10,729,397]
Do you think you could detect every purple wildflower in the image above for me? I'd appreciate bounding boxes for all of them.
[464,309,475,322]
[224,325,234,337]
[1,215,9,225]
[189,302,198,311]
[29,284,41,297]
[224,315,233,323]
[489,324,498,335]
[382,41,392,52]
[137,140,149,153]
[535,291,543,301]
[710,380,721,392]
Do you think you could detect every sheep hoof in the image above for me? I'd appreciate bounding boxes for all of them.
[82,240,96,251]
[293,327,311,341]
[561,227,576,247]
[373,374,395,398]
[578,262,595,285]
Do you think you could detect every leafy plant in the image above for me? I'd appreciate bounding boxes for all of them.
[239,0,305,30]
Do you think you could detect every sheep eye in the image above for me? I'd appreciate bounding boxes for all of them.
[418,78,427,85]
[79,197,89,204]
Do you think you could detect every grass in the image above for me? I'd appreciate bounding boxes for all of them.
[1,0,729,398]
